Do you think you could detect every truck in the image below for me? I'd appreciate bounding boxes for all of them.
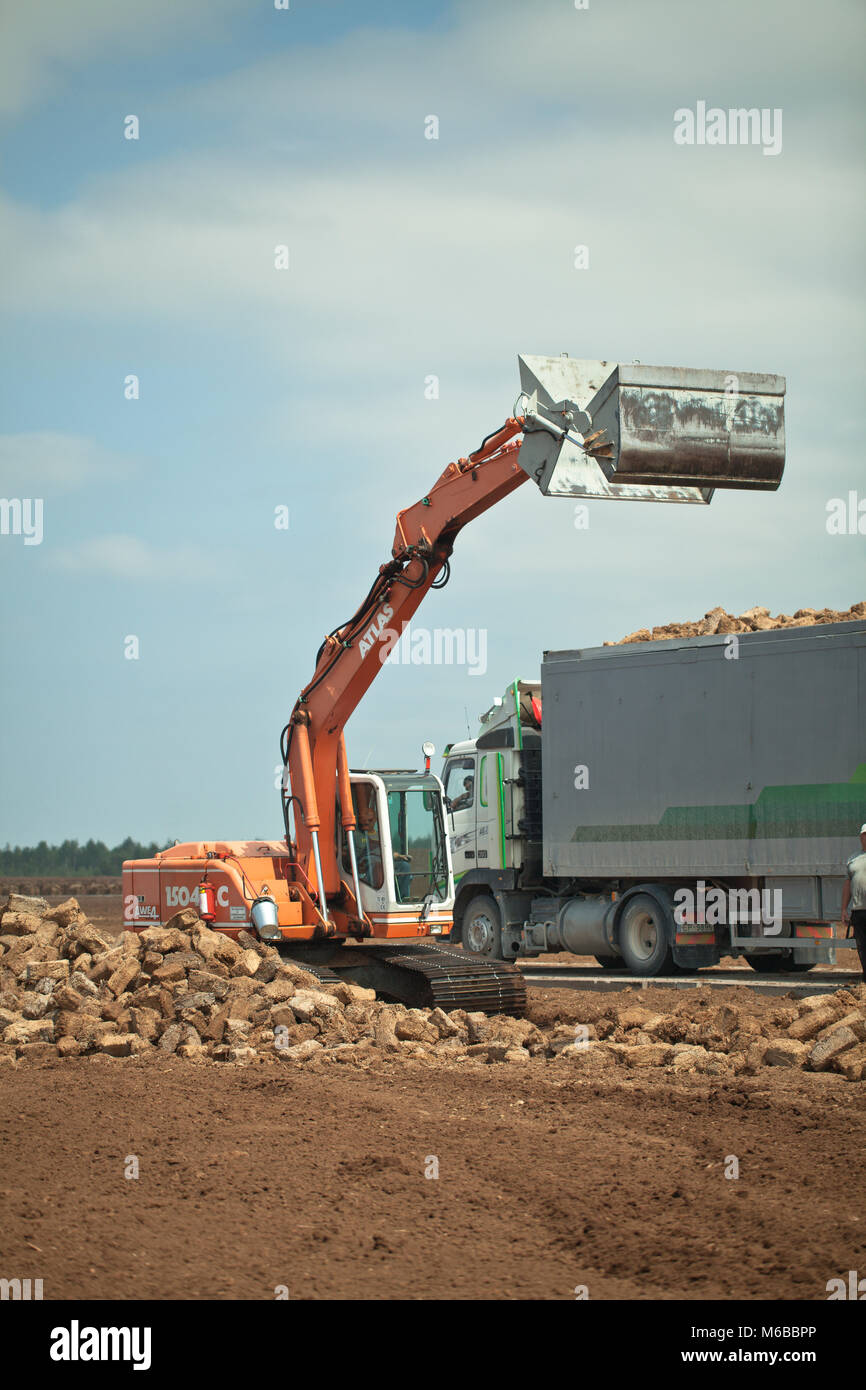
[123,352,788,1007]
[443,620,866,975]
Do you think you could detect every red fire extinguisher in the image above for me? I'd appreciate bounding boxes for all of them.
[195,879,216,922]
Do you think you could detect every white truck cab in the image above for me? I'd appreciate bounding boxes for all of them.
[442,681,543,955]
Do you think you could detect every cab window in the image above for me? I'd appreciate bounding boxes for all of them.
[444,757,475,814]
[340,782,384,890]
[386,785,448,904]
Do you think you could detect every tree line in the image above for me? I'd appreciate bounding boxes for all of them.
[0,838,170,876]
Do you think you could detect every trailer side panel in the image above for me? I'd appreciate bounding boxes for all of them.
[541,621,866,882]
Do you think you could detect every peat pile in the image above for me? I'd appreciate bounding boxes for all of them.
[1,894,864,1079]
[606,600,865,646]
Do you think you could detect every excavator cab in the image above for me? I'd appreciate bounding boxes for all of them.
[338,771,454,936]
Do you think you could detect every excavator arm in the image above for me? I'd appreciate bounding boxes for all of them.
[281,417,528,922]
[281,354,786,931]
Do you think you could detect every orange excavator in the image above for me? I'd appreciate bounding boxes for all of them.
[123,354,786,1012]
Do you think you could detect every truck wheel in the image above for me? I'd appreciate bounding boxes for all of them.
[461,895,503,958]
[616,894,674,976]
[744,953,816,974]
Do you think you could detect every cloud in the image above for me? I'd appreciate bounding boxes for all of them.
[1,0,863,619]
[51,533,219,581]
[0,0,862,348]
[0,132,860,369]
[0,0,245,114]
[0,433,133,493]
[178,0,865,140]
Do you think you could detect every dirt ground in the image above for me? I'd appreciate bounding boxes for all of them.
[2,885,864,1302]
[2,1031,864,1301]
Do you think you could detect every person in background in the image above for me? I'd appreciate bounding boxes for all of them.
[354,786,384,891]
[451,775,474,813]
[841,823,866,977]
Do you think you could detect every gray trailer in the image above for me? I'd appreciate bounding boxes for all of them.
[441,620,866,975]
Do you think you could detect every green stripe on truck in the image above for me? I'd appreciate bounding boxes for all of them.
[569,766,866,843]
[497,752,507,864]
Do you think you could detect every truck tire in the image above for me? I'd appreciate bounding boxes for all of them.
[744,953,816,974]
[616,894,674,976]
[460,894,503,959]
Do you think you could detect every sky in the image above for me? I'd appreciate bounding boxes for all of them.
[0,0,864,846]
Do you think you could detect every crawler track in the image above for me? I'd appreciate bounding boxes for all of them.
[383,942,527,1015]
[280,941,527,1015]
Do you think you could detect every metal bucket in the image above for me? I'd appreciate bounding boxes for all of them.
[250,894,281,941]
[517,355,785,504]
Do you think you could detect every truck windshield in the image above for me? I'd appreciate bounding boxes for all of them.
[386,784,448,904]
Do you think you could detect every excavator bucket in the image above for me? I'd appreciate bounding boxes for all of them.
[517,355,785,504]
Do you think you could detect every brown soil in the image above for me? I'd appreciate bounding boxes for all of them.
[2,1033,864,1301]
[3,877,864,1303]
